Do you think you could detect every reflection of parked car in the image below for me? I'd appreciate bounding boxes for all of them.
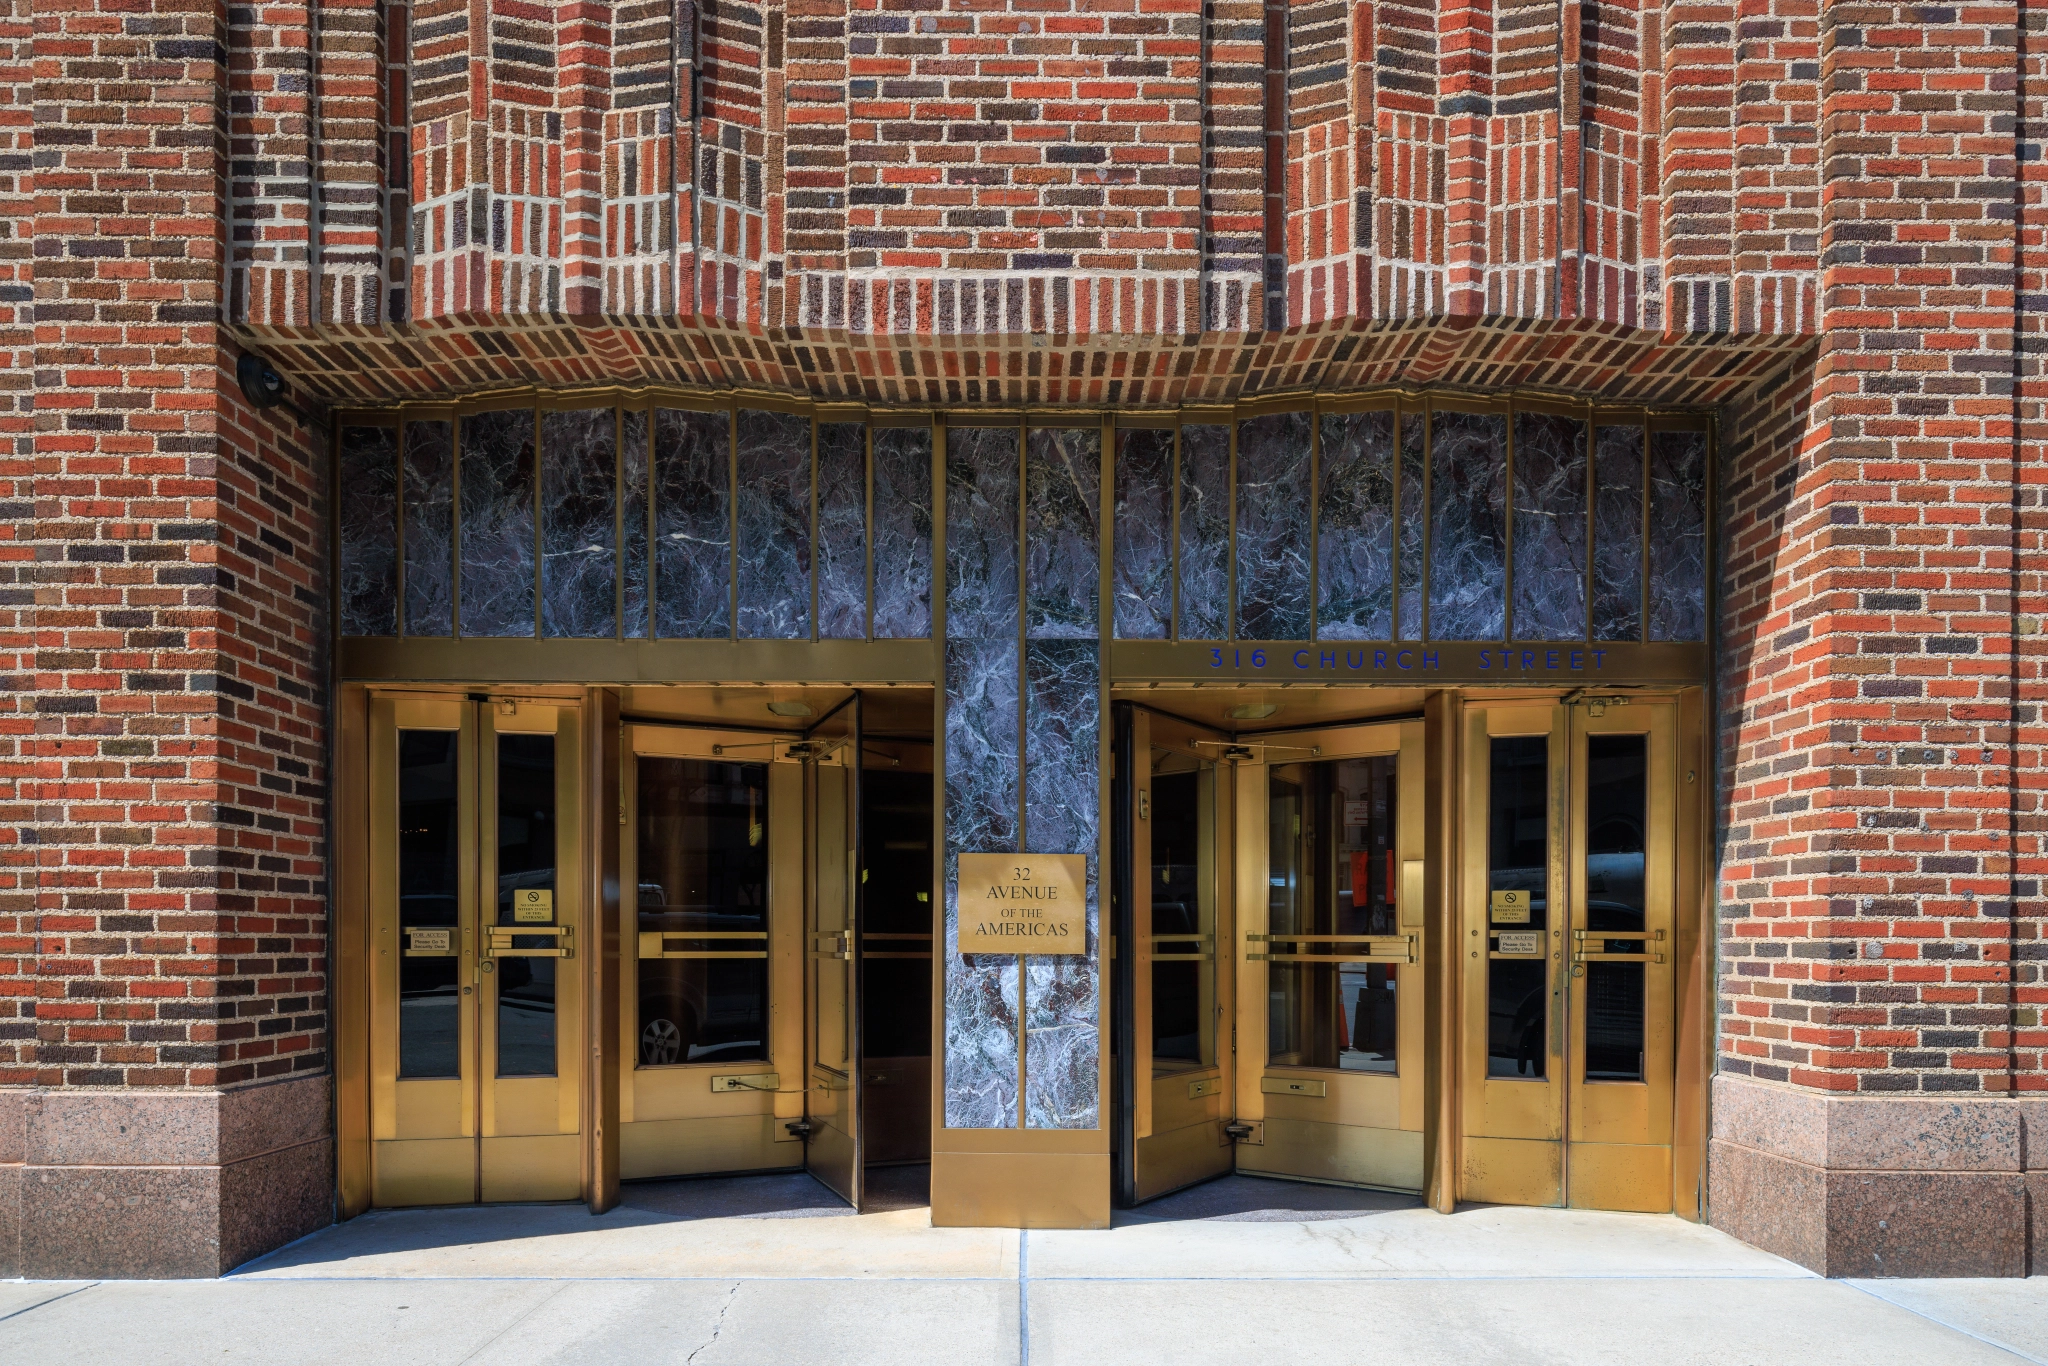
[636,902,768,1066]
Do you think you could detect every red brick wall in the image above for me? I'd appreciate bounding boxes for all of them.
[27,0,329,1089]
[1716,4,2027,1096]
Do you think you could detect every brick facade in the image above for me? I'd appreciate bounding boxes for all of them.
[12,0,2048,1277]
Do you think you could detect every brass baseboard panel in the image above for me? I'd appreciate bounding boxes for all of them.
[371,1138,476,1207]
[621,1115,792,1180]
[1133,1118,1233,1204]
[1567,1142,1673,1213]
[1236,1120,1423,1192]
[482,1134,583,1202]
[931,1150,1111,1228]
[1460,1135,1562,1206]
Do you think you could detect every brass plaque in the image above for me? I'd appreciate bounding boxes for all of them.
[1496,930,1542,956]
[956,853,1085,955]
[1490,888,1531,924]
[405,927,453,956]
[512,888,554,923]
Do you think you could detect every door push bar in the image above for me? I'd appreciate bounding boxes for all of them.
[1246,932,1417,964]
[1571,927,1665,966]
[483,924,574,960]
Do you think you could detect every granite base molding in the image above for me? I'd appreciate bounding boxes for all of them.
[0,1074,335,1278]
[1708,1073,2044,1278]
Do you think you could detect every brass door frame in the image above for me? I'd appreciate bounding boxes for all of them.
[803,696,863,1207]
[618,722,806,1179]
[1230,718,1429,1193]
[1455,693,1683,1212]
[365,693,587,1207]
[1119,706,1238,1205]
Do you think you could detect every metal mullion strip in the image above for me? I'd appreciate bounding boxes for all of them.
[1226,417,1238,641]
[810,414,820,642]
[1390,403,1402,643]
[1503,398,1515,645]
[452,415,463,638]
[864,421,875,641]
[1584,407,1595,648]
[1640,416,1650,645]
[647,408,658,640]
[614,406,625,641]
[729,403,739,642]
[1169,421,1182,643]
[1308,407,1320,641]
[533,405,544,640]
[1420,404,1431,645]
[395,421,409,638]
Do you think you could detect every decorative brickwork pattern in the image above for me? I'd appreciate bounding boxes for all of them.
[27,0,330,1088]
[1716,6,2025,1096]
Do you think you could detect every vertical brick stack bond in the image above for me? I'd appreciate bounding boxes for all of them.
[19,0,2048,1277]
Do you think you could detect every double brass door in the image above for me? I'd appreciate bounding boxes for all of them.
[368,696,585,1206]
[1459,698,1679,1211]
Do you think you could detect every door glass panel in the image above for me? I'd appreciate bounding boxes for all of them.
[637,757,770,1065]
[1267,757,1399,1072]
[398,730,461,1079]
[496,733,558,1077]
[1150,758,1211,1069]
[1585,734,1648,1082]
[864,768,933,1059]
[1487,736,1549,1079]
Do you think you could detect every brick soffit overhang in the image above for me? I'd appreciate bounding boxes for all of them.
[230,315,1813,413]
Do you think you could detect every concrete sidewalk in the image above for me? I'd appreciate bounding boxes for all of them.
[2,1170,2044,1365]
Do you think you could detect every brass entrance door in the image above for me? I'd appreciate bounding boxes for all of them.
[620,722,804,1179]
[1232,720,1428,1191]
[803,697,863,1205]
[1459,698,1678,1211]
[368,696,586,1206]
[1114,707,1235,1204]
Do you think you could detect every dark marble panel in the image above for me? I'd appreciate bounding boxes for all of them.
[736,408,813,640]
[1316,409,1395,640]
[338,425,398,636]
[1112,427,1172,640]
[1397,410,1425,639]
[402,419,454,636]
[944,636,1021,1129]
[1649,429,1707,642]
[873,425,934,639]
[653,407,732,639]
[621,408,650,638]
[1510,411,1587,642]
[1022,639,1100,1129]
[1025,427,1100,638]
[1592,423,1643,642]
[1427,408,1507,640]
[1177,423,1230,639]
[1025,862,1099,1129]
[1235,412,1312,640]
[540,407,617,639]
[817,422,868,639]
[1024,640,1099,854]
[459,408,537,637]
[945,425,1021,640]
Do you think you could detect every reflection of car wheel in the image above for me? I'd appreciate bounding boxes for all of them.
[641,1018,681,1065]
